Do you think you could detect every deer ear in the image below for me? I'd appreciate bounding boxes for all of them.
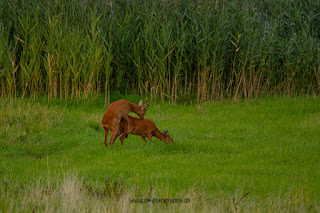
[138,99,143,106]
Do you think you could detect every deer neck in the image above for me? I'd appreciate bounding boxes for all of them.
[129,102,142,114]
[153,129,167,141]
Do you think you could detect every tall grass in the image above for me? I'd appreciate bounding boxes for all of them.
[0,0,319,102]
[1,173,319,212]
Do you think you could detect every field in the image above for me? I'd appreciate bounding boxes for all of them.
[1,96,319,212]
[1,1,320,211]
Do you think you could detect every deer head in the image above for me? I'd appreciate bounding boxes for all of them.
[162,130,173,143]
[137,99,151,119]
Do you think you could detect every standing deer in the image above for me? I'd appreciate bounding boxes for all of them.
[102,99,150,148]
[115,115,173,144]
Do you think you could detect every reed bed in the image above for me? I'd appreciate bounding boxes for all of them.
[1,0,319,102]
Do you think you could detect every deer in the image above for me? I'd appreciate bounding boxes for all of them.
[101,99,150,148]
[114,115,173,145]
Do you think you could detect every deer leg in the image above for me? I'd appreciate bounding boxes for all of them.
[120,133,127,145]
[122,115,131,138]
[109,126,119,148]
[119,119,131,144]
[141,136,146,143]
[114,128,123,145]
[147,134,153,143]
[120,118,130,145]
[103,126,108,147]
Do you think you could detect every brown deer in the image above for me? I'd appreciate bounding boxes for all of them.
[114,115,173,144]
[102,99,150,147]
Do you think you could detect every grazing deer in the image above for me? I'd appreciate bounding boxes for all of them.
[115,115,173,144]
[102,99,150,147]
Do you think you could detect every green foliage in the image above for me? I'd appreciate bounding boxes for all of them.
[1,0,320,101]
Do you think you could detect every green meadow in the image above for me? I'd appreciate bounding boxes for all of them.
[1,0,320,211]
[1,96,319,211]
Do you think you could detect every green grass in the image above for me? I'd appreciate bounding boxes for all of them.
[1,96,320,211]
